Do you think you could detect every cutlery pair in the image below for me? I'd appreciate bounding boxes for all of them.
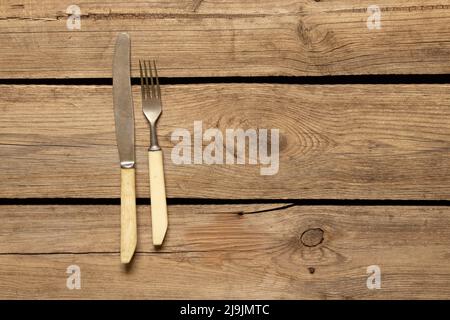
[113,33,167,264]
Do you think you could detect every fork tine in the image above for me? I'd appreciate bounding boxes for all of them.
[139,60,145,100]
[153,60,161,99]
[143,60,150,98]
[148,60,156,98]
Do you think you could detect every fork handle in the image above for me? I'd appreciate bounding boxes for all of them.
[120,167,137,264]
[149,149,168,246]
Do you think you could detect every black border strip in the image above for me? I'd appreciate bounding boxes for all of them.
[0,300,444,316]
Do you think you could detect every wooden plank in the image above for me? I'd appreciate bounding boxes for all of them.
[1,84,450,199]
[2,1,450,78]
[0,204,283,254]
[1,204,450,299]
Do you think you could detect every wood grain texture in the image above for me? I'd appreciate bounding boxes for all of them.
[2,0,450,78]
[1,204,450,299]
[1,84,450,199]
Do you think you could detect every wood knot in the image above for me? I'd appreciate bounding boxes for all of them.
[301,228,324,247]
[296,20,334,49]
[297,20,313,46]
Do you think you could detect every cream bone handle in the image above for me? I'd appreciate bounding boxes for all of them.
[120,167,137,263]
[149,149,168,246]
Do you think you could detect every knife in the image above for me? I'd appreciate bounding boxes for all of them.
[113,33,136,264]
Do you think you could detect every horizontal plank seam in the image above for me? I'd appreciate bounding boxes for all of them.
[0,251,118,256]
[2,74,450,85]
[0,250,235,256]
[1,199,450,206]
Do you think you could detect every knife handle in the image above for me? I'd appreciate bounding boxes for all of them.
[120,167,137,264]
[149,149,168,246]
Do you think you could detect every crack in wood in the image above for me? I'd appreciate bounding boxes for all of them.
[0,249,240,256]
[10,4,25,9]
[238,203,296,215]
[52,12,269,20]
[0,16,57,21]
[328,4,450,14]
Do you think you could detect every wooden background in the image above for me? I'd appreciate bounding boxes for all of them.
[1,0,450,299]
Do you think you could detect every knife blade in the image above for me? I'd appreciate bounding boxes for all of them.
[113,32,136,264]
[113,33,135,168]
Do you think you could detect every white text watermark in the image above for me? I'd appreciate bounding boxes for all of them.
[367,5,381,30]
[66,264,81,290]
[66,5,81,30]
[366,265,381,289]
[171,121,279,175]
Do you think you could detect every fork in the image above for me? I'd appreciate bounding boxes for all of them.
[139,60,168,246]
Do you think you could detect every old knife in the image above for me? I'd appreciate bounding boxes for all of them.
[113,32,136,264]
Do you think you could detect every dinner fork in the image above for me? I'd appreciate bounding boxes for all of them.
[139,60,168,246]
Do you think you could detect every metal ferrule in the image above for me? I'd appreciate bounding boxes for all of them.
[120,161,135,169]
[149,124,161,151]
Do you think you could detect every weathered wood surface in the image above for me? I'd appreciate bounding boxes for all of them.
[0,204,450,299]
[2,0,450,78]
[1,84,450,199]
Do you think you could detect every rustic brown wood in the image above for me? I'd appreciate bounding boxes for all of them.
[1,84,450,199]
[2,1,450,78]
[0,203,295,253]
[1,204,450,299]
